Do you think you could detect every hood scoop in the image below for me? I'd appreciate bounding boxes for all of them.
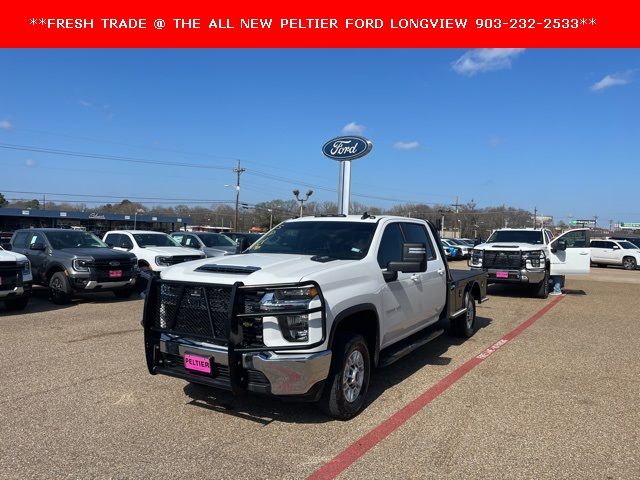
[195,264,261,275]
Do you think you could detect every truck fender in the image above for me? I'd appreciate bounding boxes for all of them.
[328,303,381,367]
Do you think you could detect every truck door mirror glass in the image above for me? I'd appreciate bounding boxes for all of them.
[387,242,427,273]
[552,239,568,252]
[612,245,620,250]
[30,243,47,251]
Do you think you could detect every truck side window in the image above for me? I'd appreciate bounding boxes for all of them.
[401,223,436,260]
[377,223,404,269]
[104,233,121,247]
[554,230,589,248]
[120,235,134,250]
[12,231,29,248]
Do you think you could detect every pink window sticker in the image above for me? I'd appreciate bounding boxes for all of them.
[496,271,509,279]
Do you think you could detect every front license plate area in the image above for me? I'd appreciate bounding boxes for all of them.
[184,353,212,375]
[109,270,123,278]
[496,271,509,279]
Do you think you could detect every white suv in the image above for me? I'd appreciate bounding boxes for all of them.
[103,230,205,272]
[590,239,640,270]
[0,245,32,311]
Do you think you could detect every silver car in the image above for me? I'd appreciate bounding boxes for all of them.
[171,232,239,258]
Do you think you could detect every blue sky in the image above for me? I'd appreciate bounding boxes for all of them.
[0,48,638,224]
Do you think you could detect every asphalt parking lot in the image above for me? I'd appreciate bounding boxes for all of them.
[1,267,639,479]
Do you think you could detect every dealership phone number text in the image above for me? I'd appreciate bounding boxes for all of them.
[475,18,596,29]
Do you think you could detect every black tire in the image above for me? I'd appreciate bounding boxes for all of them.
[113,288,134,299]
[318,334,371,420]
[622,257,637,270]
[535,270,549,299]
[49,271,72,305]
[4,296,29,311]
[451,292,476,338]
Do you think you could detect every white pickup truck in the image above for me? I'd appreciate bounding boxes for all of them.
[469,227,590,298]
[143,215,488,419]
[0,245,32,311]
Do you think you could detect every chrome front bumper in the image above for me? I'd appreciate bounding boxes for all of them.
[483,268,546,284]
[157,338,332,396]
[0,285,26,299]
[84,278,136,290]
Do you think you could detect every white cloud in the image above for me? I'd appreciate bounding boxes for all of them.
[393,141,419,150]
[342,122,365,135]
[487,135,505,147]
[79,100,92,107]
[25,159,37,168]
[0,120,12,129]
[590,70,635,92]
[452,49,525,76]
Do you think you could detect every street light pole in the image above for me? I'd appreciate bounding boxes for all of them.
[268,209,273,230]
[293,189,313,217]
[233,160,246,232]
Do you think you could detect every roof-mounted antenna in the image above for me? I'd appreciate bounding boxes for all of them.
[361,211,375,220]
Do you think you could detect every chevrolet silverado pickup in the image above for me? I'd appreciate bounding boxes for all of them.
[142,215,488,419]
[469,227,590,298]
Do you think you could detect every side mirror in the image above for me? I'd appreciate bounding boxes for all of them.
[30,243,47,251]
[106,243,115,248]
[387,242,427,273]
[552,239,567,252]
[612,245,620,250]
[1,242,12,250]
[382,270,398,282]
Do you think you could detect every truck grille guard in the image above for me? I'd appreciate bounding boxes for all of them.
[142,276,327,393]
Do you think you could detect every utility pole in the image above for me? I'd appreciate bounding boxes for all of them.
[439,209,446,237]
[42,195,46,210]
[594,215,598,229]
[609,219,613,232]
[233,160,246,232]
[533,206,537,228]
[451,196,463,236]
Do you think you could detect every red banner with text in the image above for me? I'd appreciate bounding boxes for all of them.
[1,0,638,47]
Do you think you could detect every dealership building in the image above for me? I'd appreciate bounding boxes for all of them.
[0,208,191,234]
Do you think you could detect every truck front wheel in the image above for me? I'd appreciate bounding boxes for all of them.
[318,333,371,420]
[534,271,549,299]
[49,272,72,305]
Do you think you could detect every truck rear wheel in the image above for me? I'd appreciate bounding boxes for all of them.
[318,333,370,420]
[49,272,72,305]
[451,292,476,338]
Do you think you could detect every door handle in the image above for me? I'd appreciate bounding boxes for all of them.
[579,252,589,255]
[437,269,445,275]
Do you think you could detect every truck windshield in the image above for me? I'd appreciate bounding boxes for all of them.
[133,233,180,247]
[197,233,237,247]
[46,231,107,249]
[247,221,376,260]
[619,241,639,249]
[487,231,544,244]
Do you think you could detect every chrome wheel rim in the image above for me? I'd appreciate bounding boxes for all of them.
[466,296,475,329]
[623,258,635,269]
[342,350,365,403]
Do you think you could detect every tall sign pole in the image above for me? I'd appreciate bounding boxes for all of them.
[322,136,372,215]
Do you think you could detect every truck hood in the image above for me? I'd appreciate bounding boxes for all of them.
[160,253,352,285]
[139,246,204,257]
[0,249,28,262]
[203,247,234,257]
[55,247,137,261]
[474,242,546,251]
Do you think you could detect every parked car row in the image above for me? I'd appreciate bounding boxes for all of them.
[1,228,261,311]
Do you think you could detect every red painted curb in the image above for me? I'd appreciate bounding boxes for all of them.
[308,295,566,480]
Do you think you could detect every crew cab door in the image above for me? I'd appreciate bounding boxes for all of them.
[27,232,50,280]
[549,229,590,275]
[400,222,446,329]
[377,223,421,346]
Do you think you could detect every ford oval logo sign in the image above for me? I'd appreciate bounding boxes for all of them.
[322,136,373,161]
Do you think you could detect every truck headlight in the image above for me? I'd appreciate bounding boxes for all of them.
[19,260,31,276]
[260,286,319,342]
[470,250,483,266]
[523,251,545,268]
[155,256,173,266]
[72,258,92,272]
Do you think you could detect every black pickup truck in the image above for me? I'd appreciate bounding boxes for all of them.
[142,215,488,419]
[11,228,138,304]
